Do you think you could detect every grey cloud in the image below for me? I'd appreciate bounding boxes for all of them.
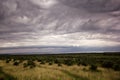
[82,19,120,34]
[0,0,120,48]
[0,0,42,23]
[0,0,43,41]
[0,2,6,21]
[60,0,120,13]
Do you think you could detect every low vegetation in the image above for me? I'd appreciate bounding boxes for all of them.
[0,67,16,80]
[0,53,120,80]
[89,64,98,71]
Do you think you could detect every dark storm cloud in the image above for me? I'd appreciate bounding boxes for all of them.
[0,2,6,21]
[0,0,42,41]
[0,0,120,49]
[81,19,120,34]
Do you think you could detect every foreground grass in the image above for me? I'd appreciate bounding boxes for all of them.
[0,66,16,80]
[0,60,120,80]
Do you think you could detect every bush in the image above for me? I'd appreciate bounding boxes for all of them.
[112,64,120,71]
[89,64,97,71]
[27,60,36,68]
[6,59,10,63]
[13,61,19,66]
[27,60,35,65]
[64,59,74,66]
[23,63,28,68]
[37,59,41,62]
[77,62,81,66]
[49,62,53,65]
[54,59,59,64]
[102,61,113,68]
[81,62,87,66]
[29,65,36,68]
[83,68,87,71]
[19,60,23,63]
[23,60,36,68]
[58,63,62,67]
[40,61,45,64]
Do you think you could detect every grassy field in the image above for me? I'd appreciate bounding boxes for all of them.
[0,53,120,80]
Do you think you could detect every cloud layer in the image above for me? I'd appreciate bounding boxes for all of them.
[0,0,120,52]
[60,0,120,12]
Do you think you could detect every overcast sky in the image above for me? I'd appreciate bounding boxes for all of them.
[0,0,120,53]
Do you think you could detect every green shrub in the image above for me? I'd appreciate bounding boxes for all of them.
[23,60,36,68]
[102,61,113,68]
[81,62,87,66]
[64,59,74,66]
[83,68,87,71]
[54,59,59,64]
[112,64,120,71]
[49,62,53,65]
[89,64,97,71]
[27,60,36,68]
[23,63,28,68]
[37,59,41,62]
[77,62,81,66]
[6,59,10,63]
[29,65,36,69]
[19,60,23,63]
[58,63,62,67]
[13,61,19,66]
[40,61,45,64]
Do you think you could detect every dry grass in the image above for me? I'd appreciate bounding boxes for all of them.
[0,60,120,80]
